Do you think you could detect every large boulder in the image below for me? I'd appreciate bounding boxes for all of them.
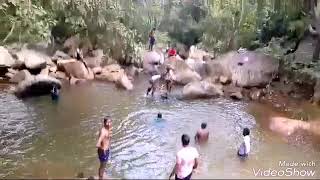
[95,64,133,90]
[52,50,71,61]
[125,65,139,78]
[6,70,32,83]
[142,50,164,75]
[189,46,210,61]
[70,76,87,85]
[49,71,68,80]
[312,78,320,105]
[185,58,207,78]
[83,49,104,68]
[14,75,61,98]
[63,35,80,57]
[163,58,201,85]
[269,117,310,137]
[182,79,223,99]
[115,72,133,90]
[176,43,189,59]
[0,46,15,67]
[15,49,49,72]
[207,51,279,88]
[58,59,93,80]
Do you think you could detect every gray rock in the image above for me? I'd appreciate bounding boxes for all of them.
[207,51,279,88]
[16,49,48,69]
[9,70,31,83]
[14,75,61,98]
[230,91,243,100]
[0,46,15,67]
[182,80,223,99]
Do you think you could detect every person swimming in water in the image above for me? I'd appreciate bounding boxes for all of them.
[237,127,250,157]
[195,122,209,144]
[51,85,60,100]
[155,112,163,122]
[96,116,112,180]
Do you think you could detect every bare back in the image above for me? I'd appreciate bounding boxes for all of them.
[196,129,209,143]
[97,127,111,150]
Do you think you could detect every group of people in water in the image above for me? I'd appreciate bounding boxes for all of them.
[95,114,251,180]
[94,28,253,179]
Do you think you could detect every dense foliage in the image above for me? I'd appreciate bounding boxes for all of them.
[0,0,315,60]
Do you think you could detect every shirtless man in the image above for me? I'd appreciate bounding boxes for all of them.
[195,123,209,144]
[162,65,175,93]
[146,74,161,97]
[96,116,112,180]
[169,134,199,180]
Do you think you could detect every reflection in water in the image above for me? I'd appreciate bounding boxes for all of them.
[0,79,320,179]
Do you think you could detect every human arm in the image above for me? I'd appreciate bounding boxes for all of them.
[96,130,104,148]
[169,155,180,179]
[193,148,200,169]
[169,163,177,179]
[194,131,200,143]
[193,158,199,169]
[109,126,113,139]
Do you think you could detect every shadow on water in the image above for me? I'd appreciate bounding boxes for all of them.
[0,78,319,179]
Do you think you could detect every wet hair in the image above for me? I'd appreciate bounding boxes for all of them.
[201,122,207,129]
[157,113,162,119]
[152,28,156,31]
[243,128,250,136]
[104,116,111,124]
[181,134,190,146]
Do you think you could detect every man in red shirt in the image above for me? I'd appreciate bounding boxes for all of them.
[168,48,177,57]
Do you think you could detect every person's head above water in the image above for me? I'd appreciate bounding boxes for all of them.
[243,127,250,136]
[103,116,112,128]
[157,113,162,119]
[201,122,207,129]
[181,134,190,147]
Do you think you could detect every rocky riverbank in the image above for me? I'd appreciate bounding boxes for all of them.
[0,36,320,118]
[0,37,142,97]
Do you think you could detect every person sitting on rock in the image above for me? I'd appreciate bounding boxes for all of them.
[155,112,164,122]
[146,74,161,97]
[237,127,251,157]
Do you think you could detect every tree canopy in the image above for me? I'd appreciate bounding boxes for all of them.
[0,0,316,59]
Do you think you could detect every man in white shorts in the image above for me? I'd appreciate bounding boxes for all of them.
[169,134,199,180]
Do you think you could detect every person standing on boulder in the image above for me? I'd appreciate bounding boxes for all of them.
[75,48,89,73]
[96,116,112,180]
[169,134,199,180]
[148,28,156,51]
